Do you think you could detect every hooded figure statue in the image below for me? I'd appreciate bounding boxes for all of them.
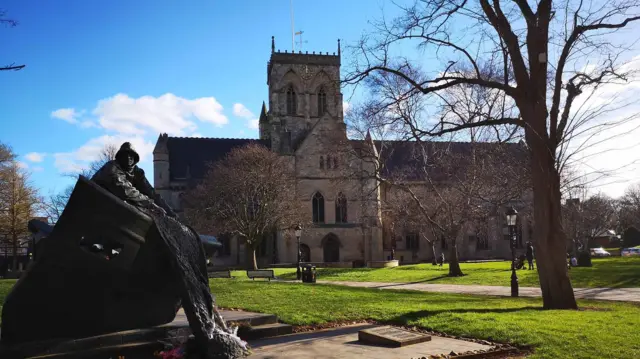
[92,142,177,218]
[91,142,249,358]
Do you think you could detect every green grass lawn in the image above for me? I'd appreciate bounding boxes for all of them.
[239,257,640,288]
[211,280,640,359]
[0,279,639,358]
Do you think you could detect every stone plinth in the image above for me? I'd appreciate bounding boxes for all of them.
[358,326,431,347]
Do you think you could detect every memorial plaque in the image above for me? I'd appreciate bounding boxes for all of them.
[358,326,431,347]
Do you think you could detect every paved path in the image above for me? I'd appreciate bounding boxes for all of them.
[247,324,493,359]
[313,280,640,302]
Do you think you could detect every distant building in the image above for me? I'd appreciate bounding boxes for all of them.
[0,216,47,273]
[590,229,619,248]
[153,38,533,267]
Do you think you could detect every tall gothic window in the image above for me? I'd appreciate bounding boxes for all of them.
[406,232,419,251]
[258,234,269,257]
[319,156,324,169]
[317,87,327,116]
[218,234,231,256]
[286,85,297,115]
[312,192,325,223]
[474,227,489,251]
[335,192,348,223]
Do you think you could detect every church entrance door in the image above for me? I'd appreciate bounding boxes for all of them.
[323,234,340,263]
[300,244,311,262]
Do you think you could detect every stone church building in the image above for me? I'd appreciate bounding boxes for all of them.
[153,38,532,268]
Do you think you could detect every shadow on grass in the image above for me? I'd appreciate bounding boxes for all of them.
[386,306,544,323]
[370,276,451,288]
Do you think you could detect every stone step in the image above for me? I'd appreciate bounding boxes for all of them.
[26,341,164,359]
[223,312,279,327]
[240,323,293,341]
[1,310,288,358]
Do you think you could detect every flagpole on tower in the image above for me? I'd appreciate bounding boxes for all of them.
[290,0,295,52]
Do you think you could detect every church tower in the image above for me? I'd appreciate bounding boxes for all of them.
[259,37,344,154]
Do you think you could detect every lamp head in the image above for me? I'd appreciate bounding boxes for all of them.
[505,206,518,227]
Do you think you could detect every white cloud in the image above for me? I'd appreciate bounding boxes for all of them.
[80,121,99,129]
[53,135,155,173]
[32,166,44,172]
[248,119,260,129]
[51,108,82,124]
[233,103,254,119]
[232,103,260,129]
[25,152,45,163]
[16,161,28,169]
[343,101,351,113]
[563,59,640,198]
[93,93,228,136]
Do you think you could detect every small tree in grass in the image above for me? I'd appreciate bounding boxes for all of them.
[0,146,42,270]
[183,144,307,270]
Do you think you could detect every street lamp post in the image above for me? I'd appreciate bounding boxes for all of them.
[506,206,519,297]
[294,224,302,280]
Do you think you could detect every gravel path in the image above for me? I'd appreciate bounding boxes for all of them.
[311,280,640,302]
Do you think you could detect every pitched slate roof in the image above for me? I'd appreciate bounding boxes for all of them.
[166,137,271,181]
[163,135,526,183]
[350,139,528,181]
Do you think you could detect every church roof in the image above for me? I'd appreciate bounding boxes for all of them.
[350,139,528,181]
[161,135,526,183]
[165,137,270,181]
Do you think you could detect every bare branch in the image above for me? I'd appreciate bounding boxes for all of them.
[0,64,25,72]
[0,10,25,72]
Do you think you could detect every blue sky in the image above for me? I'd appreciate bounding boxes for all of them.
[0,0,403,196]
[1,0,640,200]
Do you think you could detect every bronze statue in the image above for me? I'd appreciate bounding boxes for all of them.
[92,142,177,218]
[1,142,248,358]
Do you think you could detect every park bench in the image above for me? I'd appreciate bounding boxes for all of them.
[246,269,276,281]
[207,270,232,279]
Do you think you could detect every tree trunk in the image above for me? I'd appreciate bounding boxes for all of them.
[431,242,438,265]
[526,115,578,310]
[246,247,258,271]
[11,235,18,271]
[448,242,464,277]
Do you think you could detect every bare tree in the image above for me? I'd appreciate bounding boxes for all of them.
[1,9,25,72]
[47,143,119,224]
[0,142,15,165]
[334,65,530,277]
[384,190,439,265]
[344,0,640,309]
[183,144,308,270]
[617,183,640,236]
[67,143,119,179]
[0,162,41,270]
[563,193,617,252]
[42,186,74,225]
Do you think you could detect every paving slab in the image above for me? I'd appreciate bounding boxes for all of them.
[315,281,640,302]
[165,308,275,327]
[247,324,492,359]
